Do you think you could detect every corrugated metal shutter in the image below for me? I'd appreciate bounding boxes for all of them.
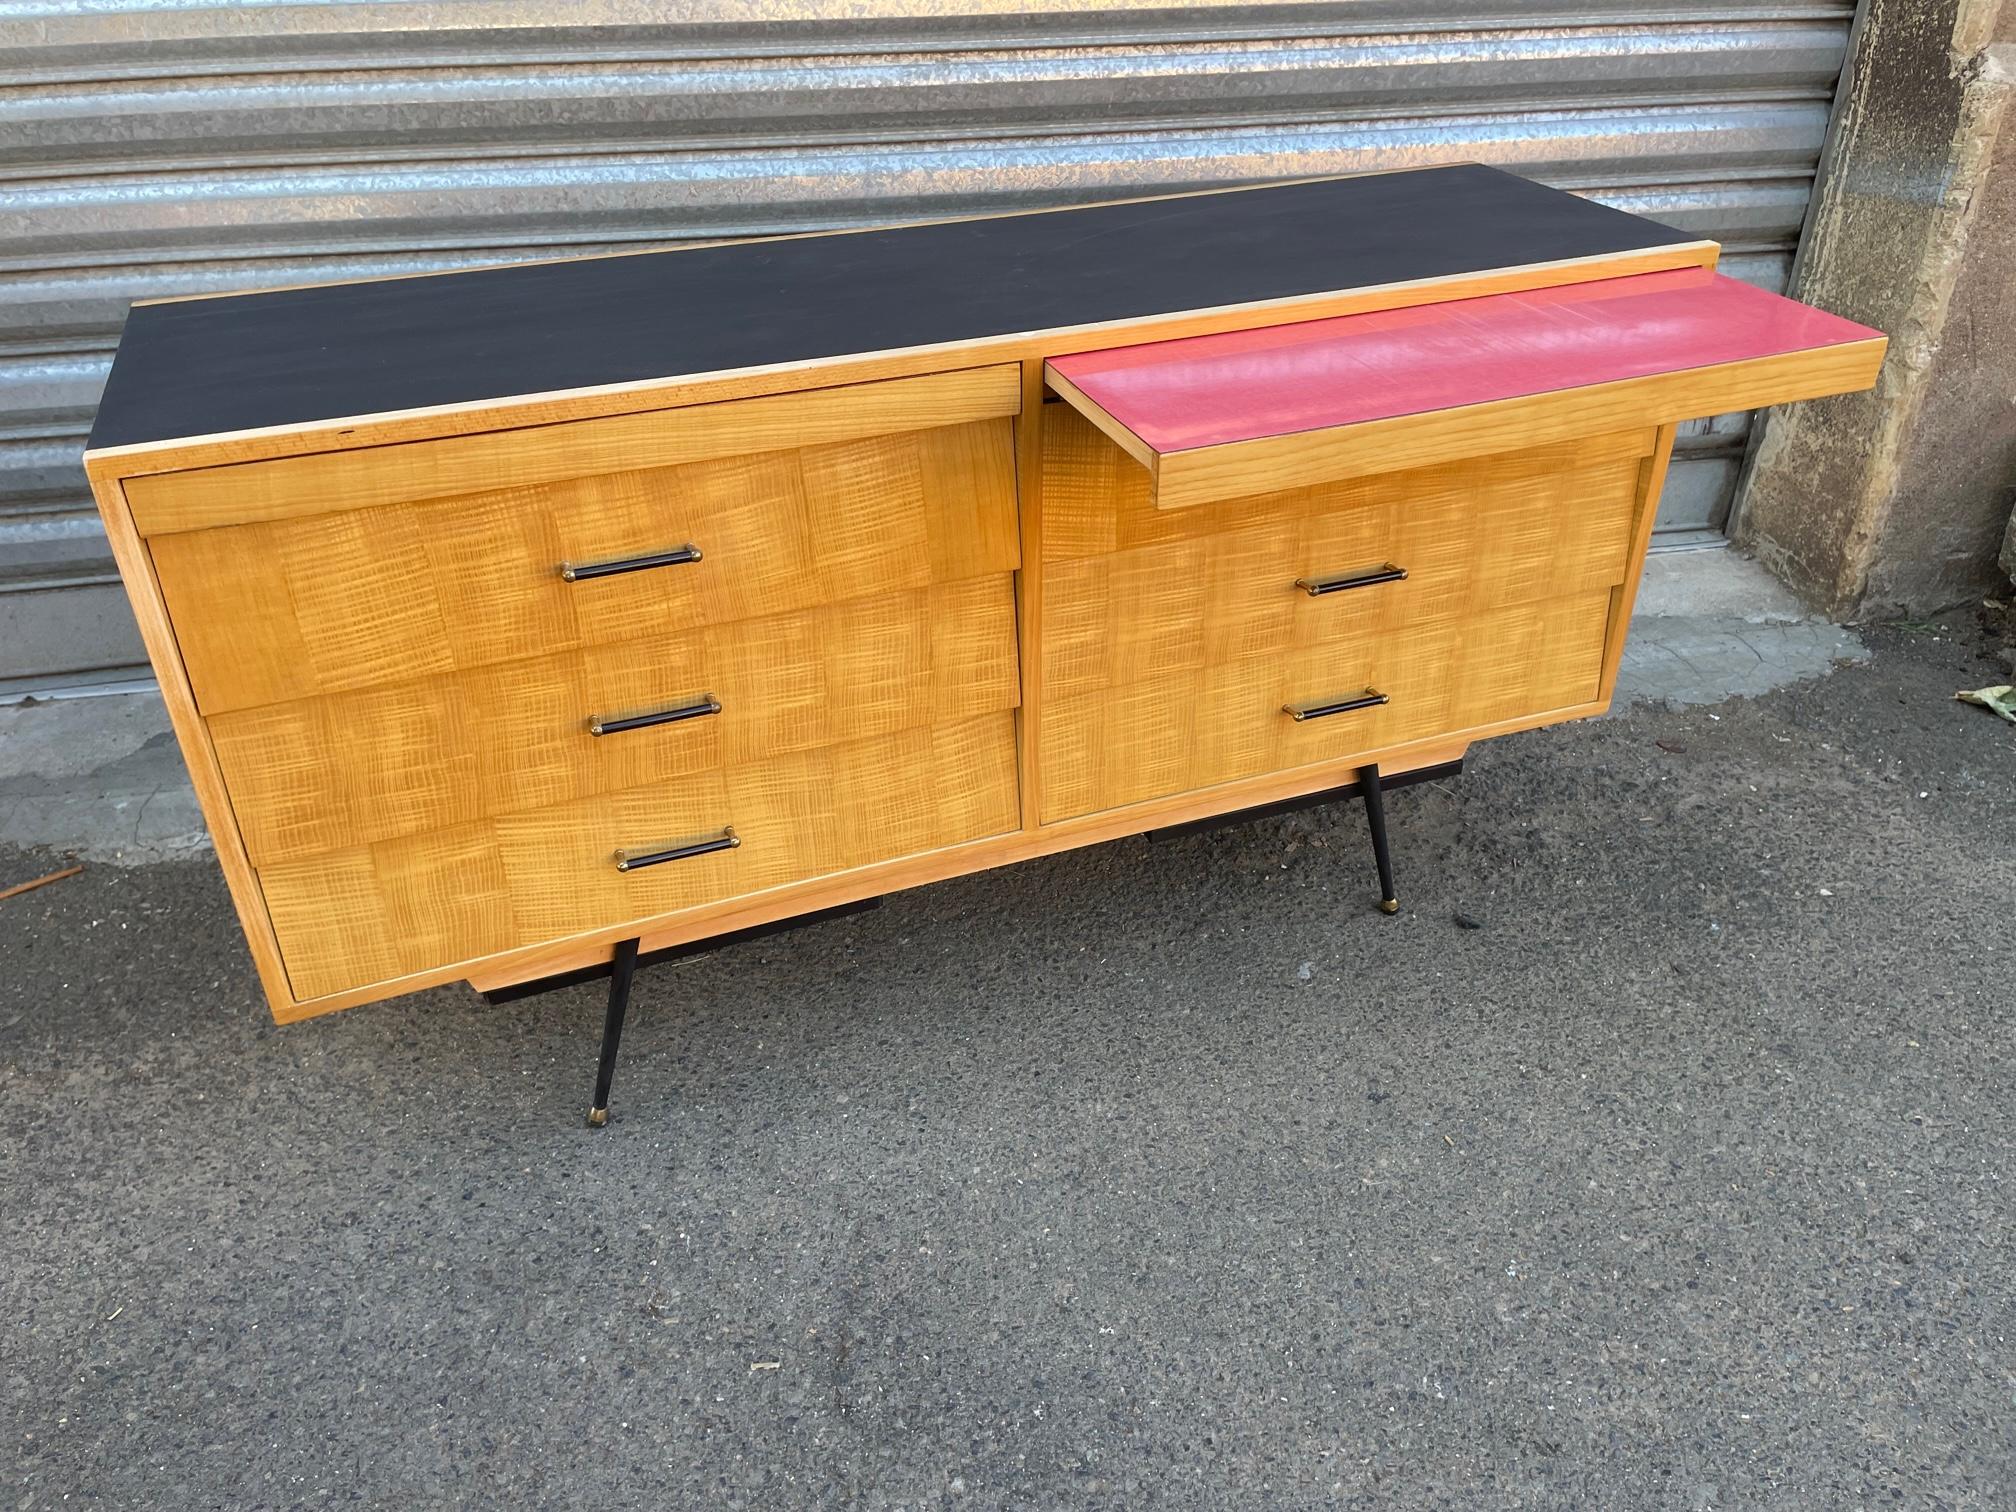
[0,0,1854,695]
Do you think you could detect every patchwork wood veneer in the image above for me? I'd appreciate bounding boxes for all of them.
[87,164,1884,1045]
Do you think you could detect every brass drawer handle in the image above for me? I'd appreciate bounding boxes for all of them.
[588,695,721,737]
[1284,689,1389,722]
[1295,563,1406,596]
[614,826,739,873]
[559,544,702,583]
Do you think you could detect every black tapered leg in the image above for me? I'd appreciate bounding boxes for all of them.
[587,937,641,1127]
[1359,764,1398,914]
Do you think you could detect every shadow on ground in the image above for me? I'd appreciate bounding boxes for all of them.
[3,622,2012,1509]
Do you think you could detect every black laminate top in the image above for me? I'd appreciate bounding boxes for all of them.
[89,163,1692,451]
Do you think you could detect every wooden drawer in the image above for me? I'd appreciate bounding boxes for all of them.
[1039,417,1648,701]
[257,712,1020,1003]
[208,575,1019,868]
[146,377,1020,716]
[1039,592,1611,822]
[1035,413,1642,822]
[1039,406,1652,563]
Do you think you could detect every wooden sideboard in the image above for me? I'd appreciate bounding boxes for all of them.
[86,163,1884,1120]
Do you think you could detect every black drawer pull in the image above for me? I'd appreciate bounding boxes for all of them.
[1284,689,1389,722]
[614,827,739,873]
[588,695,721,737]
[559,544,702,583]
[1295,563,1407,596]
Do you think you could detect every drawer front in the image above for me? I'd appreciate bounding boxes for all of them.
[151,410,1018,715]
[1034,410,1647,822]
[257,712,1020,1002]
[1039,592,1612,822]
[209,575,1019,868]
[1040,403,1652,567]
[1040,440,1640,700]
[125,364,1022,534]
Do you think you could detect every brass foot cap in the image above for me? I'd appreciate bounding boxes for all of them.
[587,1106,609,1128]
[1378,898,1399,914]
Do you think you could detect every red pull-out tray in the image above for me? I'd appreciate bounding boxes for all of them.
[1045,268,1885,509]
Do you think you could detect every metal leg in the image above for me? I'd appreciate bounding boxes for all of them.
[1359,764,1398,914]
[587,937,640,1127]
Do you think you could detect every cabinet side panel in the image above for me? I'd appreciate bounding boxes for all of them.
[83,459,300,1019]
[1596,421,1679,704]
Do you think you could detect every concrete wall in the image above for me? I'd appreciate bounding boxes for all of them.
[1737,0,2016,617]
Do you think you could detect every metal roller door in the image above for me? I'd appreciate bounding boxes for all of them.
[0,1,1856,696]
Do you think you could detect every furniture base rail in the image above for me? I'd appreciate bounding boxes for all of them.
[481,895,884,1127]
[1144,757,1463,914]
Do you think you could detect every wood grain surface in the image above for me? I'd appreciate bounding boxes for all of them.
[259,713,1021,1002]
[1032,409,1645,820]
[1039,592,1612,822]
[210,575,1019,868]
[151,416,1017,715]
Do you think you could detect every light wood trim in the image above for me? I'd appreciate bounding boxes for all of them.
[1598,422,1679,703]
[1011,361,1047,831]
[1042,365,1157,471]
[85,474,296,1011]
[1127,337,1885,510]
[83,242,1719,483]
[462,726,1498,996]
[125,364,1023,537]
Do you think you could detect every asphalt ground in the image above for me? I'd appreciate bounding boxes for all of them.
[3,618,2012,1510]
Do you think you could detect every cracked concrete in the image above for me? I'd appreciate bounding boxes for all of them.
[0,548,1872,863]
[1615,549,1868,708]
[0,695,208,863]
[1616,617,1868,709]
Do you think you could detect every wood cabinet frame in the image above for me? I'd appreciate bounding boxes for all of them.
[82,167,1880,1024]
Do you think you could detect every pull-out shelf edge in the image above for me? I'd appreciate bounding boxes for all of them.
[1045,269,1887,510]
